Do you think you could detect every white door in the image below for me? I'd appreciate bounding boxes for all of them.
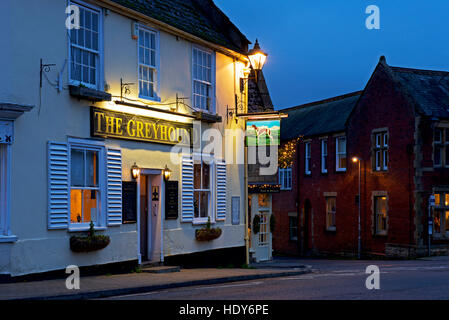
[256,210,271,261]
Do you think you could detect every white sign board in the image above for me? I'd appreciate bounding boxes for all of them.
[0,121,13,144]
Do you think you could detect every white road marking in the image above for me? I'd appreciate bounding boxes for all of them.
[194,281,264,290]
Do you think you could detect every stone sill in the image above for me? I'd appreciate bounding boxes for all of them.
[69,85,112,102]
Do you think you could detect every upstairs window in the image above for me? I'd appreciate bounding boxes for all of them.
[373,131,388,171]
[305,142,311,175]
[138,26,159,100]
[433,192,449,235]
[193,47,214,112]
[335,136,347,172]
[69,2,101,88]
[321,139,328,173]
[279,167,292,190]
[434,128,449,167]
[193,159,211,221]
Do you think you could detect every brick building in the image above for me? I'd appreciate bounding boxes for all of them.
[273,57,449,258]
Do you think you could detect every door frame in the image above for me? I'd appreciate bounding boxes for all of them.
[137,168,165,264]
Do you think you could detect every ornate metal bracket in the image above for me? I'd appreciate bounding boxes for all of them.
[40,59,56,88]
[120,78,135,101]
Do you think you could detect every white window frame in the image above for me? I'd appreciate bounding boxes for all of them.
[68,1,104,90]
[0,143,15,242]
[321,139,328,173]
[335,136,347,172]
[137,24,160,101]
[192,153,216,225]
[68,138,107,231]
[374,131,388,171]
[305,142,311,175]
[192,45,216,113]
[279,167,292,190]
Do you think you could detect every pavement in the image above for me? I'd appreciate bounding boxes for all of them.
[0,259,311,300]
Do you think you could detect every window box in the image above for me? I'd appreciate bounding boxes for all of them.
[193,111,222,123]
[195,218,222,241]
[69,84,111,102]
[70,222,110,252]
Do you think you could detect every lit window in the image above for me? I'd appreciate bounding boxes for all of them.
[69,3,101,88]
[70,148,100,224]
[336,136,347,171]
[325,197,336,231]
[193,47,214,111]
[193,160,211,219]
[374,196,387,235]
[138,27,158,99]
[433,192,449,235]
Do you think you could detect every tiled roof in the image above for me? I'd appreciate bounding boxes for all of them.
[280,92,362,141]
[110,0,249,53]
[390,66,449,119]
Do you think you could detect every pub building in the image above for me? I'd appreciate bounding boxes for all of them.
[0,0,266,277]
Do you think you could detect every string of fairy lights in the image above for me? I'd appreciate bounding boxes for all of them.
[278,137,302,168]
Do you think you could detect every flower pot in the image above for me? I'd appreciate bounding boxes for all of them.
[70,235,111,253]
[195,228,222,241]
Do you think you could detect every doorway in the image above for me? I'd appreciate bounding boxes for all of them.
[139,171,163,263]
[302,199,312,256]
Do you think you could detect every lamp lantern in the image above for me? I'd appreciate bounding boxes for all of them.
[163,165,172,181]
[131,162,140,180]
[247,39,268,71]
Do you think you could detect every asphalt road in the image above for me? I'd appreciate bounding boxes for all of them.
[104,258,449,300]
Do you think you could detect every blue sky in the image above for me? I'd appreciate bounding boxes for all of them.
[215,0,449,109]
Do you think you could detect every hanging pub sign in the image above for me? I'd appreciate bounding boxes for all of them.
[91,106,193,146]
[0,121,13,144]
[246,120,280,147]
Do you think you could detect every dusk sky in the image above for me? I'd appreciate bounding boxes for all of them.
[215,0,449,110]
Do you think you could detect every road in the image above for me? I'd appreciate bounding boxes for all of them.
[104,258,449,300]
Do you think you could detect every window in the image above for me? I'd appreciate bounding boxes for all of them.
[433,192,449,235]
[374,196,387,235]
[70,147,101,225]
[325,197,336,231]
[0,144,9,237]
[321,139,328,173]
[289,215,298,241]
[69,2,101,88]
[193,159,211,221]
[138,26,159,100]
[193,47,214,112]
[305,142,311,175]
[279,167,292,190]
[373,131,388,171]
[434,128,449,167]
[336,136,347,171]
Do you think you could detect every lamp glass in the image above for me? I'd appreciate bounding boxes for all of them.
[248,52,267,71]
[163,165,172,181]
[131,163,140,179]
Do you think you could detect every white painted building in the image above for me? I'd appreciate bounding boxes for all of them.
[0,0,252,276]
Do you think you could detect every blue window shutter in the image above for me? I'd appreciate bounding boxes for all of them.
[107,147,122,226]
[181,156,194,222]
[216,159,227,221]
[48,142,69,229]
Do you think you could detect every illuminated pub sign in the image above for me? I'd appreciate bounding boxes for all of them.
[91,107,193,146]
[246,120,280,147]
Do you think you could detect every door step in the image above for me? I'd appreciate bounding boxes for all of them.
[141,265,181,274]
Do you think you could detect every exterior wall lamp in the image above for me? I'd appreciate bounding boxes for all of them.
[163,165,172,181]
[131,162,140,180]
[240,39,268,92]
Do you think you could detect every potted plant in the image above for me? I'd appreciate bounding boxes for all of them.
[70,222,111,253]
[252,215,261,234]
[195,217,222,241]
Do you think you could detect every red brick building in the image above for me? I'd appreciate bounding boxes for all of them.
[273,57,449,258]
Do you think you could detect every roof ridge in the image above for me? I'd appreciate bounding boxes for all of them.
[390,66,449,77]
[281,90,363,112]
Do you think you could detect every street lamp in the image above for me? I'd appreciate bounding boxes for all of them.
[352,157,362,259]
[240,39,268,92]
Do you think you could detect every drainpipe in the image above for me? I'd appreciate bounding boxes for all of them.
[245,146,249,265]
